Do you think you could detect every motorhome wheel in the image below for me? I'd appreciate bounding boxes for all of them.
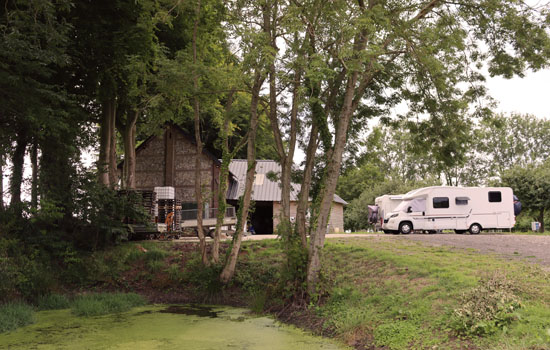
[399,222,412,234]
[469,224,481,235]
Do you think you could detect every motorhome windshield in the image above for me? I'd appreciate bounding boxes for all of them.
[394,200,411,212]
[394,198,426,213]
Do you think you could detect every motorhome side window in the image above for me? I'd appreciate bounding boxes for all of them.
[488,191,502,202]
[455,197,468,205]
[433,197,449,208]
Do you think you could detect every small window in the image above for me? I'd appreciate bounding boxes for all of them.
[488,191,502,202]
[433,197,449,209]
[254,174,265,185]
[456,197,469,205]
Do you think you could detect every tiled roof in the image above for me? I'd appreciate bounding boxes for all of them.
[228,160,348,205]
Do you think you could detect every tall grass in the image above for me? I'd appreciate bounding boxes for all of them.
[0,302,34,333]
[71,293,146,317]
[36,294,71,311]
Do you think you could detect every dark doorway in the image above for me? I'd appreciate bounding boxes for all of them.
[251,201,273,234]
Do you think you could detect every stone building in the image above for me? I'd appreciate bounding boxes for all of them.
[128,124,225,209]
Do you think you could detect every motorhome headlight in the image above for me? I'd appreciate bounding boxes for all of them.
[389,213,399,219]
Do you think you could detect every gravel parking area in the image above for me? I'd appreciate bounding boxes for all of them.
[393,233,550,268]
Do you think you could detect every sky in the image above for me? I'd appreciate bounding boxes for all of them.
[486,69,550,119]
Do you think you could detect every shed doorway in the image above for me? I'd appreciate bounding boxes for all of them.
[251,202,273,234]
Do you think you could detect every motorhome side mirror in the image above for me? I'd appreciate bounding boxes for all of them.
[407,206,412,213]
[422,211,425,216]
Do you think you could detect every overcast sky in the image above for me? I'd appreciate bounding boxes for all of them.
[486,69,550,119]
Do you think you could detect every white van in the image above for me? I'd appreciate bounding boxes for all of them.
[382,186,516,234]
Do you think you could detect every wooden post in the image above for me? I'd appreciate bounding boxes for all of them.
[164,126,175,187]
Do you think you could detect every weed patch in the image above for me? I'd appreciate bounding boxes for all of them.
[36,294,71,310]
[373,321,419,350]
[0,302,34,333]
[451,272,522,336]
[71,293,146,317]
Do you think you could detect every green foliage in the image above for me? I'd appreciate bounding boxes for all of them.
[478,113,550,178]
[451,273,522,336]
[71,293,146,317]
[500,161,550,232]
[0,302,35,334]
[0,238,56,302]
[36,294,71,311]
[183,254,224,296]
[274,221,308,301]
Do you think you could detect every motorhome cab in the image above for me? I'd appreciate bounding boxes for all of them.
[372,194,404,230]
[382,186,516,234]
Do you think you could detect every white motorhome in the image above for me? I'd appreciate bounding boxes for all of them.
[382,186,516,234]
[373,195,404,230]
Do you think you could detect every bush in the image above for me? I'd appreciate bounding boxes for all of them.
[451,273,522,336]
[71,293,146,317]
[36,294,71,310]
[0,238,56,301]
[0,302,35,333]
[183,255,223,296]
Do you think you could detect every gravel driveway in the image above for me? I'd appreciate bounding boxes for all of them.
[390,233,550,267]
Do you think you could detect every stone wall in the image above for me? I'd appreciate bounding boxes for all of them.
[134,135,165,189]
[133,125,219,207]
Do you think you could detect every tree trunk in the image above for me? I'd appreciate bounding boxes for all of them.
[192,0,208,265]
[220,74,264,283]
[40,137,75,221]
[10,129,28,210]
[307,72,359,295]
[539,208,545,233]
[108,101,118,188]
[31,139,38,209]
[0,153,4,212]
[122,110,139,189]
[212,90,236,264]
[98,100,113,186]
[296,123,318,249]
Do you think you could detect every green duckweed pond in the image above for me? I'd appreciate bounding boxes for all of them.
[0,305,349,350]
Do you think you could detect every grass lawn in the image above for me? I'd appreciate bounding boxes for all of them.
[306,236,550,349]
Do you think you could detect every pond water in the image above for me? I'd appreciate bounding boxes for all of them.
[0,305,349,350]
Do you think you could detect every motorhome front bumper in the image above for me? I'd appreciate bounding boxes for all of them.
[382,218,399,231]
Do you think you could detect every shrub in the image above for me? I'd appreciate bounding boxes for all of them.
[451,273,522,336]
[183,255,223,296]
[0,302,34,333]
[71,293,146,317]
[36,294,71,310]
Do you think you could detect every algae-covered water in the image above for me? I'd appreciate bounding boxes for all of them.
[0,305,349,350]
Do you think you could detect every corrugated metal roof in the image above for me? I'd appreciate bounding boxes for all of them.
[228,160,348,205]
